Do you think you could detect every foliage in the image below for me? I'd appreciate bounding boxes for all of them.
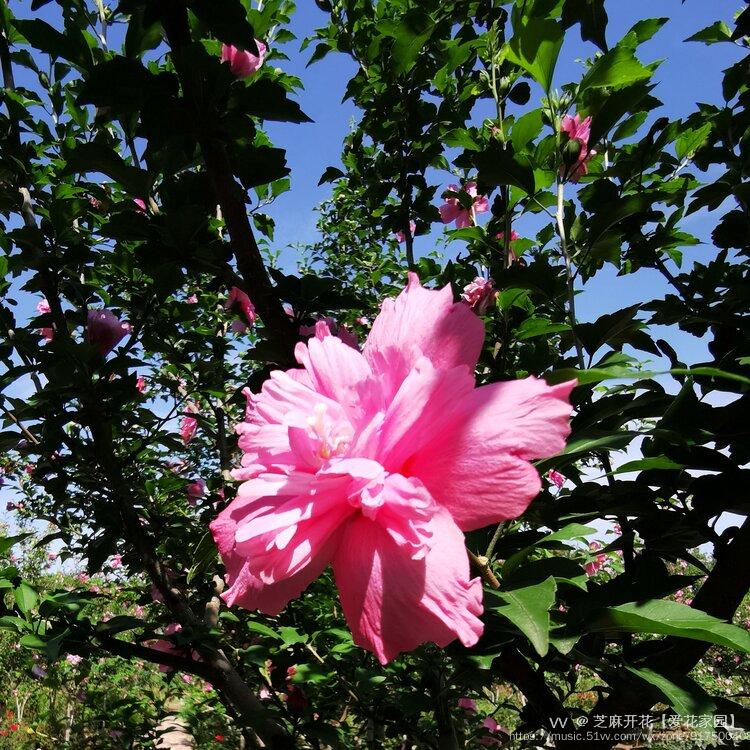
[0,0,749,748]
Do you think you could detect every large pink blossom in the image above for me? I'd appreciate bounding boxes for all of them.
[86,309,131,356]
[221,41,267,78]
[211,274,574,663]
[439,182,489,229]
[560,113,596,183]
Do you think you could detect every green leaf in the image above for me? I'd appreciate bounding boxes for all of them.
[247,621,282,640]
[61,141,152,197]
[540,524,597,543]
[612,457,684,474]
[233,79,313,124]
[579,46,652,91]
[590,601,750,652]
[278,626,308,647]
[475,145,536,195]
[625,667,716,717]
[685,21,733,45]
[0,533,32,556]
[511,109,544,152]
[189,0,257,51]
[378,11,435,76]
[505,19,563,92]
[14,583,38,615]
[516,317,570,340]
[12,18,93,70]
[186,531,219,584]
[675,122,712,160]
[487,577,557,656]
[561,0,608,52]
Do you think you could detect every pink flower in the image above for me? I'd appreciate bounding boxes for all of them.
[86,309,131,356]
[136,375,147,393]
[547,470,565,489]
[210,273,574,664]
[458,697,477,713]
[561,113,591,145]
[133,198,147,212]
[461,277,497,315]
[111,554,122,569]
[66,654,82,666]
[221,41,267,78]
[134,605,145,617]
[180,404,199,445]
[439,182,489,228]
[225,286,257,332]
[395,221,417,243]
[151,623,183,673]
[186,294,198,304]
[479,718,508,747]
[299,318,358,349]
[187,478,207,507]
[584,541,606,576]
[36,298,54,341]
[560,113,596,183]
[496,230,520,244]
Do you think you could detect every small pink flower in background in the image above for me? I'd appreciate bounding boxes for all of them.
[76,573,89,584]
[461,277,497,315]
[87,309,131,356]
[547,469,565,489]
[458,697,477,713]
[133,198,147,212]
[187,478,207,507]
[584,541,606,576]
[37,298,54,341]
[24,464,34,474]
[496,230,520,244]
[560,113,596,183]
[180,404,199,445]
[181,674,193,684]
[395,221,417,243]
[186,294,198,304]
[134,605,145,617]
[225,286,257,333]
[136,375,147,393]
[299,317,358,349]
[613,522,622,535]
[47,551,57,561]
[479,717,509,747]
[90,584,100,594]
[89,196,103,210]
[211,273,574,663]
[151,623,183,673]
[439,182,489,228]
[221,41,267,78]
[110,554,122,569]
[66,654,82,666]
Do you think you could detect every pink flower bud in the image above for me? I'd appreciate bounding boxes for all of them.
[86,309,131,356]
[221,41,267,78]
[461,277,497,314]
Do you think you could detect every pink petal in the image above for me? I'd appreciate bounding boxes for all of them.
[376,357,474,473]
[453,210,473,229]
[363,273,484,403]
[294,333,383,429]
[407,378,576,530]
[332,505,483,664]
[473,195,489,214]
[439,201,460,224]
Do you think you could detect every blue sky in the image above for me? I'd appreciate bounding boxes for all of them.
[261,0,741,368]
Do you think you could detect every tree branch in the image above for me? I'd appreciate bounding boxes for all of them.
[159,1,298,367]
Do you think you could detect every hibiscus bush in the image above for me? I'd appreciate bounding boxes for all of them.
[1,0,749,748]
